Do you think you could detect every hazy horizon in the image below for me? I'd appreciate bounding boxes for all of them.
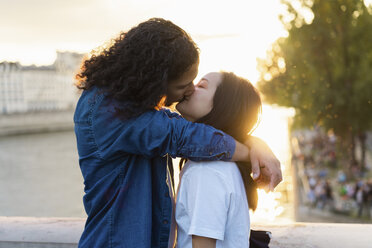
[0,0,286,73]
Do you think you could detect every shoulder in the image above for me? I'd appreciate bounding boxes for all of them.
[182,161,238,186]
[160,108,183,119]
[185,160,238,175]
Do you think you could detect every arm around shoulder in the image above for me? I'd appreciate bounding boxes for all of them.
[231,140,250,162]
[94,108,238,162]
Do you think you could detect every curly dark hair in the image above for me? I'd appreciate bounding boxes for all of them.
[76,18,199,118]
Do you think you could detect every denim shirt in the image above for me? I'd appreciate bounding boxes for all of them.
[73,86,236,248]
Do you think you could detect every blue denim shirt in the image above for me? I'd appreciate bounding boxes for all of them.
[73,87,236,248]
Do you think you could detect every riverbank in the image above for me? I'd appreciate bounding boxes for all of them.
[0,110,74,136]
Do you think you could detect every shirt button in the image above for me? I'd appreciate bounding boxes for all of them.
[163,220,168,225]
[165,192,169,197]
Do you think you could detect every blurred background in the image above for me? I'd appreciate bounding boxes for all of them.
[1,0,371,225]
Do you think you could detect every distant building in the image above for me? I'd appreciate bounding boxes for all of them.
[0,51,85,114]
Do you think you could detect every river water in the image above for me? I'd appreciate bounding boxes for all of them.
[0,131,86,217]
[0,105,294,220]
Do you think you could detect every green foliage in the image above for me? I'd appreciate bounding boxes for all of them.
[258,0,372,138]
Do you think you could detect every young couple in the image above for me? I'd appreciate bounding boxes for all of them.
[74,18,281,248]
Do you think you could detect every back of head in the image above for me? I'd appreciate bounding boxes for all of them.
[76,18,199,118]
[196,72,262,211]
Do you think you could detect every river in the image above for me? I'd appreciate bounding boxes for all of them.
[0,131,86,217]
[0,105,294,221]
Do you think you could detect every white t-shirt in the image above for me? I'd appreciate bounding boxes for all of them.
[174,160,250,248]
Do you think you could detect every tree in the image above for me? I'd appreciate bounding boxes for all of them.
[258,0,372,172]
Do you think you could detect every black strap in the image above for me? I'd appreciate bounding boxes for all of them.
[250,230,272,248]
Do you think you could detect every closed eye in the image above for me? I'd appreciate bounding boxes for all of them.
[196,79,208,88]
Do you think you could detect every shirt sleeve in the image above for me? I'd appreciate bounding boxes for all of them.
[176,164,231,240]
[93,108,236,161]
[161,108,182,118]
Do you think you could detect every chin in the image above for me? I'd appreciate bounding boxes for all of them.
[175,103,182,113]
[175,104,185,116]
[176,106,194,122]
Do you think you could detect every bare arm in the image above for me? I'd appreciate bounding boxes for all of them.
[231,136,282,191]
[160,109,282,191]
[192,235,216,248]
[245,136,282,191]
[231,140,250,162]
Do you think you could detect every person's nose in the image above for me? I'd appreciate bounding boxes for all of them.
[184,83,195,97]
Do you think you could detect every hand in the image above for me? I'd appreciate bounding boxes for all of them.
[245,136,282,191]
[255,167,272,192]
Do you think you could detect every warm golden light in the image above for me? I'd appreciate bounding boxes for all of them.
[165,4,295,222]
[251,190,285,222]
[0,0,287,67]
[2,0,295,223]
[173,105,295,223]
[250,105,294,223]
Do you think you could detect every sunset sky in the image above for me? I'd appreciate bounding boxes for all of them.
[1,0,295,220]
[0,0,289,82]
[3,1,372,223]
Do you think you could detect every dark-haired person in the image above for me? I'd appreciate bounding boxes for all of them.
[74,18,281,248]
[174,72,265,248]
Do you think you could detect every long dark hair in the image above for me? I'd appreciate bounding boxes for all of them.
[180,72,262,210]
[76,18,199,119]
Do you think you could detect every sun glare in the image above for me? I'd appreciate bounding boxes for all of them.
[250,105,295,222]
[104,0,295,223]
[173,105,295,223]
[167,1,294,222]
[252,189,285,222]
[2,0,295,222]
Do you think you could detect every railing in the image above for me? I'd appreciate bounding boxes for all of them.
[1,217,371,248]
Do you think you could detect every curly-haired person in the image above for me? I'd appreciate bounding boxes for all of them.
[73,18,281,248]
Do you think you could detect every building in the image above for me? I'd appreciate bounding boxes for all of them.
[0,51,85,114]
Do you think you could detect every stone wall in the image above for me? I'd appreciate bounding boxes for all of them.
[1,217,371,248]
